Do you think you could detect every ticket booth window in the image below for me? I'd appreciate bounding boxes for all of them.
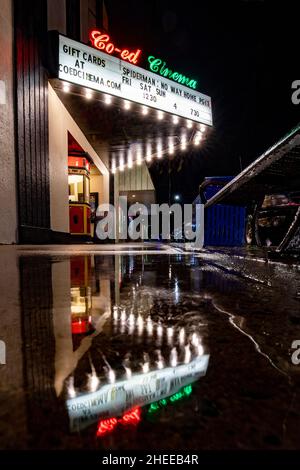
[68,155,91,236]
[69,174,90,203]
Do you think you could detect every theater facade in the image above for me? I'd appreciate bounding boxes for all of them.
[0,0,212,244]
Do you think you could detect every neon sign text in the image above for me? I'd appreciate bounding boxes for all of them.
[90,30,142,64]
[148,56,197,90]
[97,407,141,437]
[148,384,193,415]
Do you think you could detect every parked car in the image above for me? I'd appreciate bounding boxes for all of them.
[246,192,300,246]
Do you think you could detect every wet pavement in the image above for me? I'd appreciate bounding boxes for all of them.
[0,246,300,450]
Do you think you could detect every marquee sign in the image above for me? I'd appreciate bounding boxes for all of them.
[57,34,213,125]
[67,354,209,431]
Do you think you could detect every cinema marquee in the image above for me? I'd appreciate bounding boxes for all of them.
[51,33,213,126]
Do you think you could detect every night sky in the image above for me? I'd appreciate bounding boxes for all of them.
[107,0,299,203]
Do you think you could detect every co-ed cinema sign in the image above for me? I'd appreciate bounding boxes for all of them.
[90,29,198,90]
[56,33,212,126]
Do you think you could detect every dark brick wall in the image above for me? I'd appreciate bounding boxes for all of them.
[14,0,50,238]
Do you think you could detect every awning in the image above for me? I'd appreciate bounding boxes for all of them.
[205,123,300,207]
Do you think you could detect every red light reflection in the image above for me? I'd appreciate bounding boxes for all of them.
[96,407,141,437]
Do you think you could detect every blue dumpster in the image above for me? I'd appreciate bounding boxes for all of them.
[199,176,246,247]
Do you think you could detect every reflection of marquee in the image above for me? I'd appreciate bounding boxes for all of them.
[67,354,209,431]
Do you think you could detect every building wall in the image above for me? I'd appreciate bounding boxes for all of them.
[48,84,109,233]
[0,0,18,243]
[0,249,27,447]
[90,173,103,204]
[114,163,155,240]
[47,0,66,34]
[14,0,51,242]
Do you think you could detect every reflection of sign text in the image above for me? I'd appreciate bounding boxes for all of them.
[67,354,209,431]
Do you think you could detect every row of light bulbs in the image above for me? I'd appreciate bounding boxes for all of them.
[62,81,207,131]
[111,129,205,173]
[67,331,203,397]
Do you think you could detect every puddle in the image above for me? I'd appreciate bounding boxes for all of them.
[1,253,300,450]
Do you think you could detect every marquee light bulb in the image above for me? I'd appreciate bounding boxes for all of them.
[181,134,187,151]
[146,142,152,162]
[136,148,142,165]
[194,131,202,146]
[105,94,112,105]
[142,106,148,115]
[127,152,133,168]
[63,82,70,93]
[156,138,163,159]
[200,124,206,132]
[186,120,193,129]
[172,115,179,125]
[157,110,164,120]
[124,100,131,110]
[168,137,174,155]
[85,89,92,99]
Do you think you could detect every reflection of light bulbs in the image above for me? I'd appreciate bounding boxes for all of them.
[156,350,164,370]
[170,347,177,367]
[142,353,150,373]
[113,306,118,322]
[121,309,126,324]
[167,327,174,344]
[179,328,185,344]
[146,317,153,335]
[67,377,76,398]
[108,369,115,383]
[157,323,163,336]
[184,344,191,364]
[191,333,200,347]
[88,372,99,392]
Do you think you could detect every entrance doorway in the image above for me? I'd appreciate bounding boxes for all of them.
[68,133,91,239]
